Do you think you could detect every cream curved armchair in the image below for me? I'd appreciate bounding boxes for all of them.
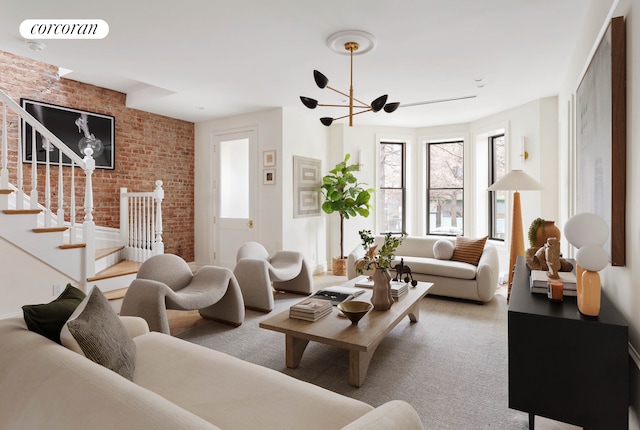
[120,254,245,334]
[233,242,313,312]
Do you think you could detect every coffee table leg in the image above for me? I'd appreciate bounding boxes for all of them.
[407,302,420,322]
[349,348,376,387]
[285,334,309,368]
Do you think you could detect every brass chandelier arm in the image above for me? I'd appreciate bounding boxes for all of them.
[324,85,371,108]
[331,108,373,121]
[317,102,371,109]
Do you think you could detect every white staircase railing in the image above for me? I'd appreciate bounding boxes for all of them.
[120,181,164,262]
[0,89,96,280]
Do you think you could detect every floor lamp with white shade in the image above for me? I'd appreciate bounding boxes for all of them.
[488,169,543,302]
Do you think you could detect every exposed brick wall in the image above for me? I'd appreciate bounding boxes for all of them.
[0,50,195,260]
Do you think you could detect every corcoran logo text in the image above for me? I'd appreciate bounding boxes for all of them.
[20,19,109,39]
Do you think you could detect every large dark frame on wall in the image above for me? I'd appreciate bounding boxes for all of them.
[576,16,626,266]
[21,99,115,169]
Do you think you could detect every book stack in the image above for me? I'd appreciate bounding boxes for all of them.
[354,275,374,288]
[391,281,409,300]
[310,285,366,305]
[289,298,333,321]
[530,270,577,296]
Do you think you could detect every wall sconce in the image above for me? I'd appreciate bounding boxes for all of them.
[520,136,529,162]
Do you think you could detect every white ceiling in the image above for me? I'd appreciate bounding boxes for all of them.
[0,0,592,128]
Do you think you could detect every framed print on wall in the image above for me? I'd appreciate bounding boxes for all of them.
[21,99,115,169]
[293,155,321,218]
[263,169,275,185]
[263,150,276,167]
[575,16,626,266]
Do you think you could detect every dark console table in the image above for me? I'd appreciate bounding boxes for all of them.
[508,256,629,429]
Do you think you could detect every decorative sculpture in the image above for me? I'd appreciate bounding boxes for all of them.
[525,237,573,273]
[392,258,417,287]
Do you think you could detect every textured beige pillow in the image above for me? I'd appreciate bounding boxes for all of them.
[433,239,455,260]
[61,287,136,380]
[451,236,488,266]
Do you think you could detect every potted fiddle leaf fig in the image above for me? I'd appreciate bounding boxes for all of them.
[317,154,374,276]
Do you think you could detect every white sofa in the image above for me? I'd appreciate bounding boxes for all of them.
[0,316,424,430]
[347,236,500,303]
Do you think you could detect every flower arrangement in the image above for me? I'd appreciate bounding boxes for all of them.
[355,230,406,273]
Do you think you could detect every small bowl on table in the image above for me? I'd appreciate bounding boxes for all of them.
[338,301,373,325]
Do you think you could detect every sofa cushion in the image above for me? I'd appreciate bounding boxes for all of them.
[22,284,86,344]
[433,239,455,260]
[133,332,374,430]
[61,287,136,380]
[398,256,478,280]
[451,236,488,266]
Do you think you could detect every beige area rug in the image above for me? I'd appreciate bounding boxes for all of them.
[177,275,533,429]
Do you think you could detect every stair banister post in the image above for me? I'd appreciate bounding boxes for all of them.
[69,162,76,243]
[44,139,51,227]
[30,125,38,210]
[120,187,129,246]
[57,148,64,227]
[154,180,164,255]
[1,103,8,189]
[82,148,96,279]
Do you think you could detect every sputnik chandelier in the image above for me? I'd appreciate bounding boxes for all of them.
[300,30,400,127]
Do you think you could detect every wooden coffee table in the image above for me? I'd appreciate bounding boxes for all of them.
[259,279,433,387]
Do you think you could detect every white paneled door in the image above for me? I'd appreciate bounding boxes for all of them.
[212,129,257,269]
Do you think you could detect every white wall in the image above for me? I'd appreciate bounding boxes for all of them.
[0,239,76,318]
[281,108,329,272]
[557,0,639,426]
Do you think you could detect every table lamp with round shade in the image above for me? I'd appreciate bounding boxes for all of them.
[564,213,609,316]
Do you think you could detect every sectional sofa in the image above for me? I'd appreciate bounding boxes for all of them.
[0,314,424,429]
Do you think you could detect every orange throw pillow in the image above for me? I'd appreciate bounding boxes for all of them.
[451,236,488,266]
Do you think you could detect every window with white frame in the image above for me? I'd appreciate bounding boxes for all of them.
[378,142,405,234]
[489,134,506,240]
[427,140,464,235]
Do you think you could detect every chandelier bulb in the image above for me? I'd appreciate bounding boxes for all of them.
[384,102,400,113]
[313,70,329,89]
[320,117,334,126]
[300,96,319,109]
[371,95,388,112]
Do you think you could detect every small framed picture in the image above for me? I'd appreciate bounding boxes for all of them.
[263,150,276,167]
[263,169,276,185]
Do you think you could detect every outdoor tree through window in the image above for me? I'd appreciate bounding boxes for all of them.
[378,142,405,234]
[489,134,506,240]
[427,141,463,235]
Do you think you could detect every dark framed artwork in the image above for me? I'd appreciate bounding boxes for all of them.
[21,99,115,169]
[575,16,626,266]
[293,156,321,218]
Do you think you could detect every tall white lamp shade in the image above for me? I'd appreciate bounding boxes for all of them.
[488,169,543,301]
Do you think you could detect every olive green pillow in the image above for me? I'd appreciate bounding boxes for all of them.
[451,236,488,266]
[22,284,86,344]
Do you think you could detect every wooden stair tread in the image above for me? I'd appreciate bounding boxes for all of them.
[3,209,42,215]
[33,227,68,233]
[88,260,141,282]
[104,288,128,301]
[0,189,13,195]
[60,243,86,249]
[96,246,125,260]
